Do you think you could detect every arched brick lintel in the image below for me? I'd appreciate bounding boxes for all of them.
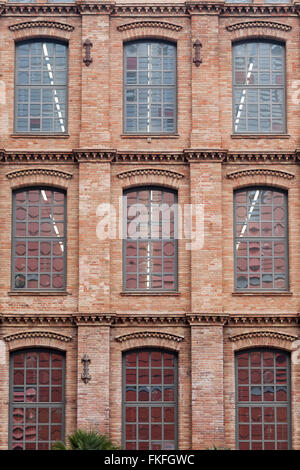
[115,331,184,353]
[120,25,180,44]
[6,168,73,191]
[3,330,73,352]
[226,169,294,191]
[229,330,298,353]
[117,168,184,190]
[9,22,74,43]
[227,22,291,44]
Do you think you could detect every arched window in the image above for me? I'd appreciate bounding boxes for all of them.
[123,349,178,450]
[232,40,285,134]
[15,39,68,133]
[234,187,288,291]
[123,187,177,291]
[236,349,291,450]
[9,349,65,450]
[12,187,66,290]
[124,40,176,134]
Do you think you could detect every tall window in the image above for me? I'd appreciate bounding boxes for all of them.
[124,187,177,291]
[124,40,176,134]
[234,187,288,291]
[15,40,68,133]
[10,349,65,450]
[233,40,285,134]
[12,187,66,291]
[123,349,178,450]
[236,349,291,450]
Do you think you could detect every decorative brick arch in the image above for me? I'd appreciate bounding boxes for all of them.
[115,330,184,352]
[118,21,181,43]
[229,330,298,352]
[226,21,291,43]
[226,168,295,191]
[116,168,184,190]
[3,330,73,352]
[9,20,74,42]
[6,168,73,190]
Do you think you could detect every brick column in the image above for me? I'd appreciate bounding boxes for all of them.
[80,12,111,147]
[78,160,111,313]
[190,322,225,449]
[190,13,221,148]
[189,160,223,313]
[77,324,110,433]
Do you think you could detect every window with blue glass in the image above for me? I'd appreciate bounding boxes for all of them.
[15,40,68,133]
[233,40,286,134]
[124,40,177,134]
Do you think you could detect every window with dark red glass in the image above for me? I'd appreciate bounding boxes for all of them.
[123,187,177,291]
[9,349,65,450]
[234,187,288,291]
[236,349,291,450]
[123,349,178,450]
[12,187,66,290]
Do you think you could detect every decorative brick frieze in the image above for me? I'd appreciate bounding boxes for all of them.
[229,330,298,343]
[115,331,184,343]
[6,168,73,180]
[8,20,75,32]
[3,330,73,343]
[226,169,295,180]
[226,21,292,33]
[117,21,182,32]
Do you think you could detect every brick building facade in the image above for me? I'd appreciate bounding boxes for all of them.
[0,0,299,451]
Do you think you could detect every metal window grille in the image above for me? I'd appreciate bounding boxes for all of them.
[234,187,288,291]
[123,187,178,291]
[235,349,291,450]
[233,40,286,134]
[15,40,68,134]
[12,187,67,291]
[124,40,177,134]
[123,349,178,450]
[9,349,65,450]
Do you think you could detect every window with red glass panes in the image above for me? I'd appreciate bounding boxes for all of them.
[12,187,66,291]
[236,349,291,450]
[123,349,177,450]
[123,187,177,291]
[9,349,65,450]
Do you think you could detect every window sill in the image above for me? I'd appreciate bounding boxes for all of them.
[231,134,290,139]
[8,291,71,296]
[120,291,181,296]
[121,134,180,140]
[11,134,70,139]
[232,291,292,296]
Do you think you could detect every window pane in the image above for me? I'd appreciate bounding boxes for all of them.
[233,41,285,134]
[124,40,176,133]
[15,41,67,133]
[124,350,177,450]
[124,188,177,291]
[10,350,65,451]
[12,188,66,290]
[236,349,290,450]
[234,188,287,291]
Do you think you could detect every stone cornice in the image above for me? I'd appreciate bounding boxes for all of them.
[3,330,73,343]
[229,330,298,343]
[6,168,73,180]
[226,20,292,32]
[0,2,299,17]
[8,20,74,32]
[226,168,295,180]
[115,331,184,343]
[117,20,182,32]
[0,313,299,326]
[1,149,299,164]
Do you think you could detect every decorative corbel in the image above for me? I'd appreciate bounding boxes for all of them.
[193,39,203,67]
[81,354,91,384]
[83,39,93,67]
